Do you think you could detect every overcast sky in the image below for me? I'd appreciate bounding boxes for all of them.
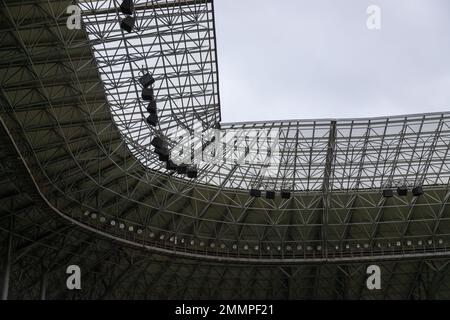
[214,0,450,123]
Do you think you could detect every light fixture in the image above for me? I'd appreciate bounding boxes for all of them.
[187,165,198,178]
[397,186,408,196]
[147,100,157,114]
[155,146,169,161]
[412,186,424,197]
[120,16,135,33]
[119,0,134,15]
[146,114,158,126]
[142,87,154,101]
[249,189,261,197]
[166,160,178,171]
[382,189,393,198]
[280,190,291,199]
[139,72,155,88]
[265,190,275,200]
[151,136,164,148]
[176,164,188,175]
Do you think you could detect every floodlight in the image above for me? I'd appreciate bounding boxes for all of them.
[412,186,423,197]
[120,16,135,33]
[120,0,134,15]
[139,73,155,88]
[142,87,154,101]
[397,186,408,196]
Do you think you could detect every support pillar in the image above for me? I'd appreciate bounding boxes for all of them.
[1,216,14,300]
[40,273,47,300]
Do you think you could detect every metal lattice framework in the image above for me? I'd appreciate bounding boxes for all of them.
[1,0,450,299]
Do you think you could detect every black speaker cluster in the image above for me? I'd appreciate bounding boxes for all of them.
[144,77,198,178]
[139,72,158,127]
[151,136,198,179]
[138,68,197,178]
[249,189,291,199]
[117,1,199,179]
[382,185,423,198]
[119,0,135,33]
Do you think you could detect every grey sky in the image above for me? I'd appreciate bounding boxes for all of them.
[214,0,450,123]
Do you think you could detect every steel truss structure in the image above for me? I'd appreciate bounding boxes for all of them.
[1,0,450,299]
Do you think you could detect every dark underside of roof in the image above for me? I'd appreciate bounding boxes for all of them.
[1,0,450,299]
[1,121,450,300]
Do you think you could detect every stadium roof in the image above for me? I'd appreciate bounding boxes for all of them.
[1,0,450,299]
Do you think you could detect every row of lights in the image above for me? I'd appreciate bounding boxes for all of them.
[250,185,425,200]
[141,72,159,127]
[125,10,199,179]
[139,72,180,173]
[250,189,291,199]
[84,211,144,234]
[382,185,424,198]
[117,1,176,173]
[117,0,171,171]
[84,211,444,250]
[133,43,200,177]
[118,0,158,128]
[119,2,221,180]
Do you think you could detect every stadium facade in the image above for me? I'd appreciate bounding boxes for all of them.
[0,0,450,299]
